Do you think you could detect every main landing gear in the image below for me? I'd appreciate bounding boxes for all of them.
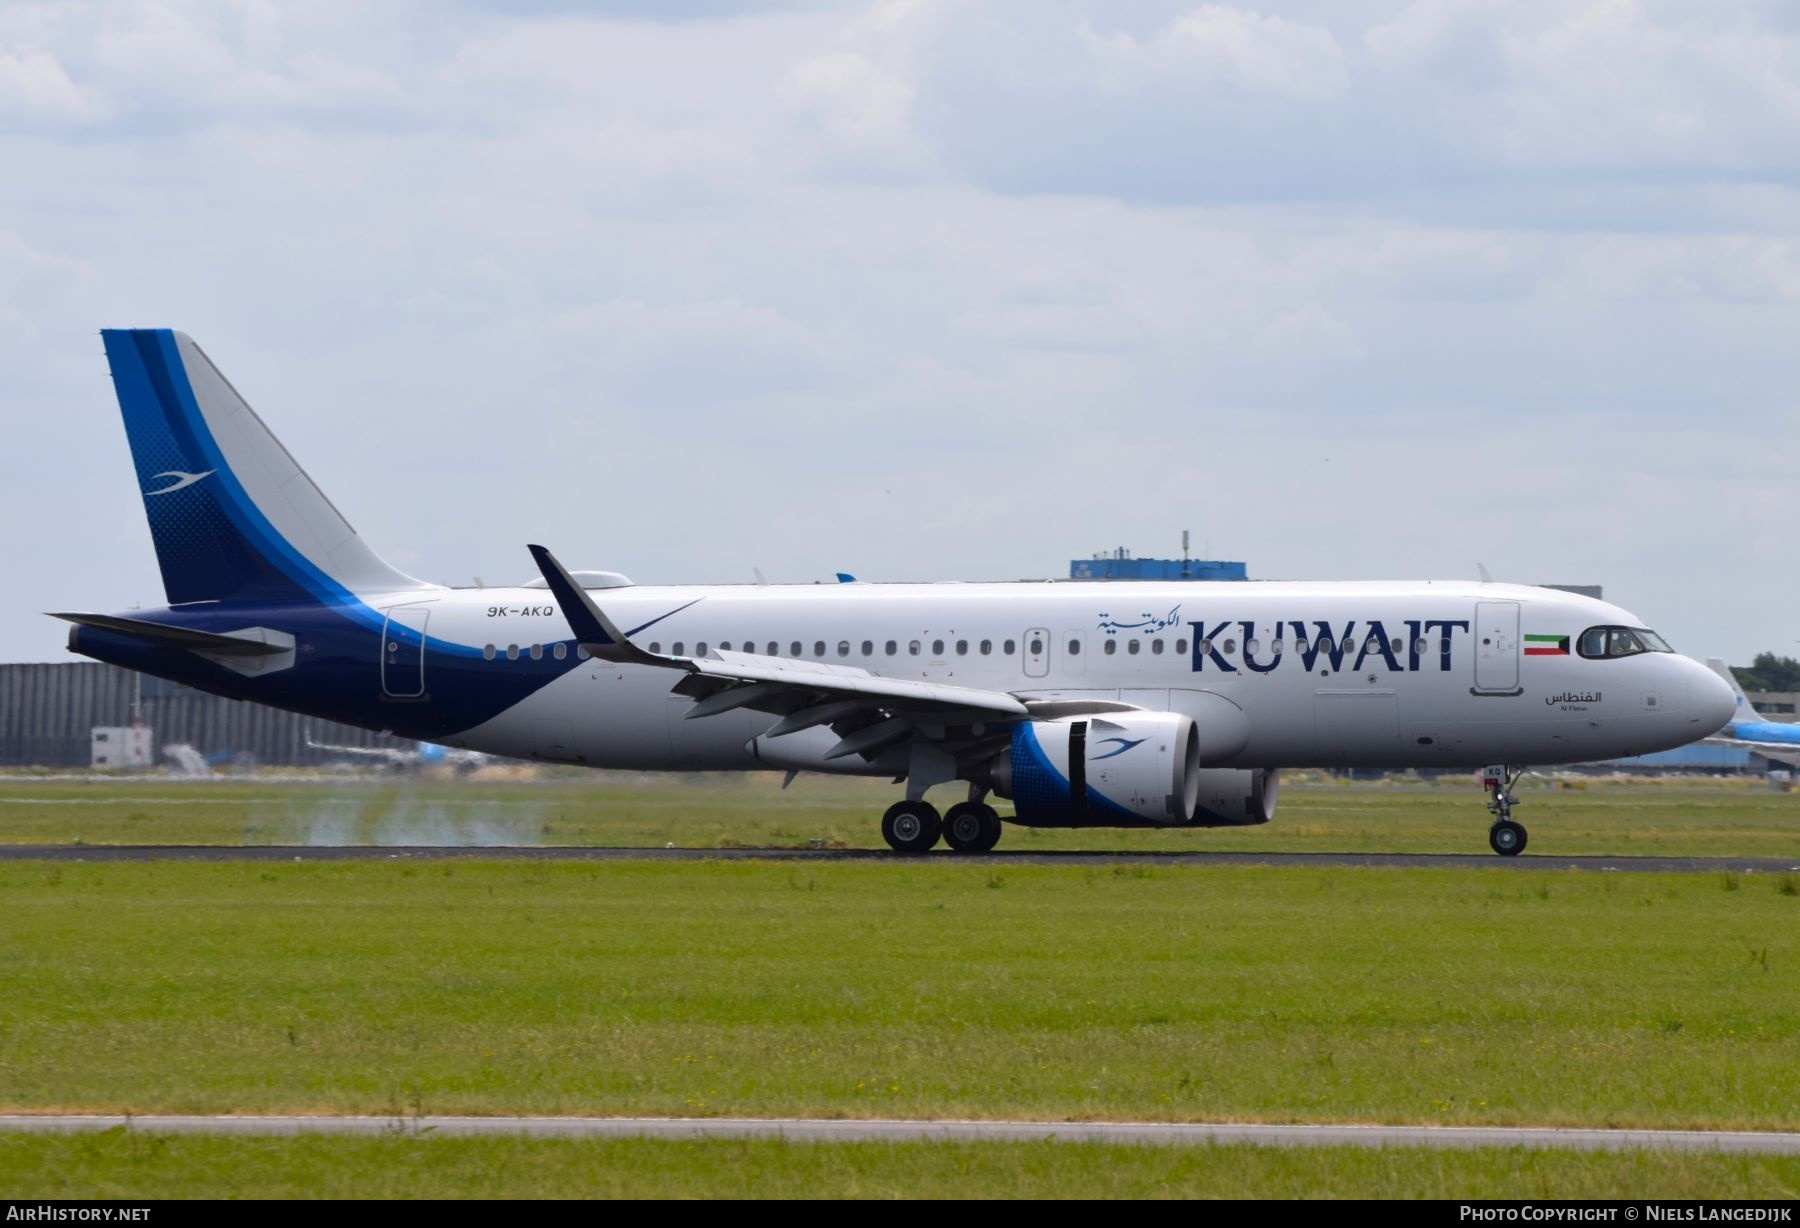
[1482,765,1528,856]
[879,797,1003,854]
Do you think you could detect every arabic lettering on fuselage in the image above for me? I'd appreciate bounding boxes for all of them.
[1183,618,1473,674]
[1546,691,1602,706]
[1097,606,1182,636]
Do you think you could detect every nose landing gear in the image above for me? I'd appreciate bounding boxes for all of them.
[1482,765,1528,856]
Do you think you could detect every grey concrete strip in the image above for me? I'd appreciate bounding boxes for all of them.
[1,1116,1797,1153]
[0,844,1796,873]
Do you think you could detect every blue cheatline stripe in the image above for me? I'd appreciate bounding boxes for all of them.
[134,331,482,661]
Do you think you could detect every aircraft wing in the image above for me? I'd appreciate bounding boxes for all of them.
[306,739,411,764]
[1705,734,1800,753]
[529,544,1029,761]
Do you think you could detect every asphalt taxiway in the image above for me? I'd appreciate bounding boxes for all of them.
[0,844,1794,872]
[1,1115,1796,1153]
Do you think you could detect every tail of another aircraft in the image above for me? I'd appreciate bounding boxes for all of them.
[101,329,430,606]
[1703,657,1755,725]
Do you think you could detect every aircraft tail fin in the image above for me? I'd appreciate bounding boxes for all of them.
[100,329,429,606]
[1703,657,1756,724]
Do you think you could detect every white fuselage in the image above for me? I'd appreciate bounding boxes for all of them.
[400,579,1727,772]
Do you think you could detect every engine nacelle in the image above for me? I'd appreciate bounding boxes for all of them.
[991,713,1200,827]
[1187,768,1280,827]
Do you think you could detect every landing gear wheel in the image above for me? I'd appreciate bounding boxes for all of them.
[1489,820,1527,857]
[881,800,942,853]
[943,802,1003,854]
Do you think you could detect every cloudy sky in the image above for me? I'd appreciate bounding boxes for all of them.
[2,0,1796,664]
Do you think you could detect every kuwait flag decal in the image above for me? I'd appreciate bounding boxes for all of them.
[1525,633,1570,657]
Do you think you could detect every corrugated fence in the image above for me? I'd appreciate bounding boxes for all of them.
[0,662,410,767]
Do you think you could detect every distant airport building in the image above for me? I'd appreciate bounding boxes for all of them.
[0,661,412,769]
[1071,547,1247,582]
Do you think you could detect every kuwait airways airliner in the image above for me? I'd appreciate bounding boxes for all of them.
[57,331,1735,855]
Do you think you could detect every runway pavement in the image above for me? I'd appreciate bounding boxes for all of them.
[0,843,1795,872]
[1,1115,1797,1152]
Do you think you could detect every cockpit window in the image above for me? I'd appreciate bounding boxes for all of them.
[1577,626,1673,659]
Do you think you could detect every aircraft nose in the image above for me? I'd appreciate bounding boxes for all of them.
[1686,660,1736,734]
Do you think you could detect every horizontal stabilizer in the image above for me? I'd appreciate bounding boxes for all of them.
[50,612,289,657]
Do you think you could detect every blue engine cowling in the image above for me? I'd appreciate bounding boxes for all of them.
[991,714,1200,827]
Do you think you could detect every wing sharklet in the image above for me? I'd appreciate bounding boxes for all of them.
[528,544,687,671]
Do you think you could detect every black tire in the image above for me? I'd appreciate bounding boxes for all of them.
[882,800,942,853]
[1488,819,1527,857]
[973,805,1003,853]
[943,802,999,853]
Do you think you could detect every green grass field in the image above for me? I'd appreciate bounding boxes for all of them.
[2,859,1795,1127]
[5,1133,1797,1199]
[3,775,1796,1197]
[0,771,1796,856]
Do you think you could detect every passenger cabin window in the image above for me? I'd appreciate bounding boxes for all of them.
[650,642,661,654]
[790,641,802,656]
[980,640,992,655]
[813,641,825,657]
[671,642,684,656]
[1128,639,1140,655]
[506,644,519,660]
[837,641,850,657]
[695,642,708,657]
[578,646,591,660]
[1152,639,1164,655]
[1067,638,1081,656]
[909,640,921,656]
[886,640,898,655]
[862,640,873,656]
[1577,626,1672,659]
[1028,637,1043,655]
[931,639,945,656]
[1176,639,1187,654]
[767,641,778,656]
[553,643,567,660]
[1004,639,1016,655]
[1104,640,1117,655]
[483,644,496,660]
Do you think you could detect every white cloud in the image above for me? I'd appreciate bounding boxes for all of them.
[781,51,917,156]
[0,47,106,121]
[0,2,1796,665]
[1086,5,1350,102]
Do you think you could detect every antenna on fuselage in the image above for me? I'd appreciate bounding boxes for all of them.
[1477,562,1493,584]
